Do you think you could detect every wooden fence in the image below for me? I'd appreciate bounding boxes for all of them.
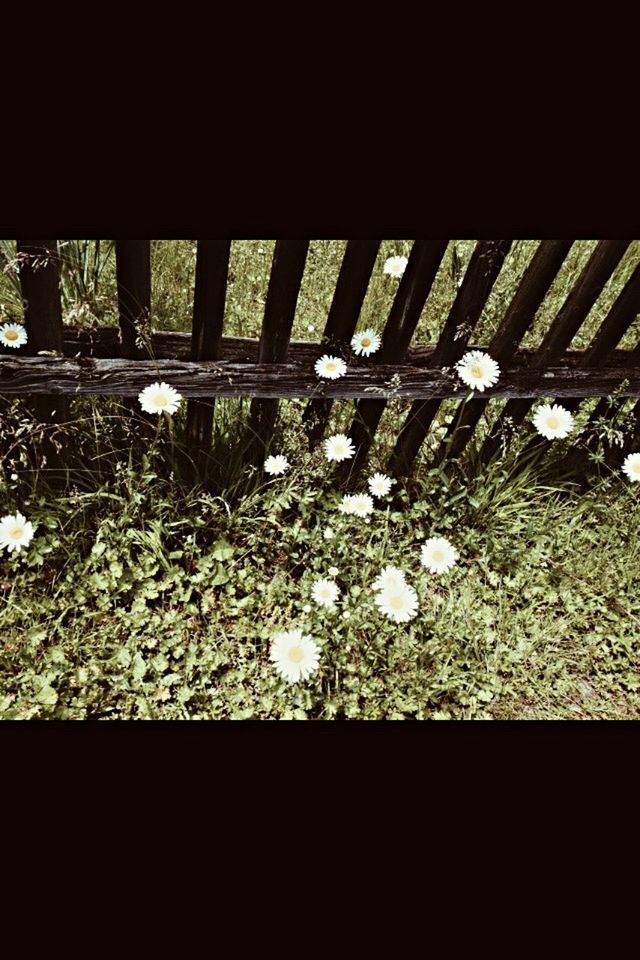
[2,239,640,480]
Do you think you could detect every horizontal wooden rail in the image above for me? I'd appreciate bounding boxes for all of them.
[50,327,640,369]
[2,356,640,400]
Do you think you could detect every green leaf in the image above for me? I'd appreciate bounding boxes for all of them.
[35,683,58,706]
[211,540,234,561]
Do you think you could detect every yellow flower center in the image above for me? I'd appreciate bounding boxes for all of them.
[471,364,484,379]
[633,462,640,474]
[5,330,18,341]
[361,337,371,348]
[432,550,444,562]
[327,362,336,371]
[155,394,168,407]
[288,646,304,663]
[547,416,559,430]
[389,595,404,610]
[10,527,24,540]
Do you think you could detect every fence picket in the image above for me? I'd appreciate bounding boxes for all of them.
[16,239,67,433]
[185,240,230,477]
[244,240,309,467]
[115,241,152,360]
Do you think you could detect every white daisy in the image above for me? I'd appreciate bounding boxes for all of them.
[338,495,356,515]
[351,330,382,357]
[311,578,340,609]
[455,351,501,392]
[323,527,335,540]
[324,433,355,463]
[368,472,395,498]
[372,565,407,593]
[315,355,347,380]
[532,403,574,440]
[420,537,458,574]
[383,255,408,279]
[0,512,35,553]
[0,323,28,349]
[374,581,419,623]
[307,324,316,332]
[270,629,321,683]
[622,452,640,482]
[342,610,351,620]
[328,566,339,577]
[138,382,183,415]
[349,493,374,518]
[264,455,289,476]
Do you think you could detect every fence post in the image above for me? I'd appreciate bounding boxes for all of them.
[243,240,309,469]
[16,239,67,477]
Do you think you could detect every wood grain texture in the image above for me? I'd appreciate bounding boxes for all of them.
[2,356,640,399]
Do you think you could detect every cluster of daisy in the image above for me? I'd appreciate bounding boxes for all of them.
[271,533,461,682]
[264,432,357,477]
[314,329,382,382]
[0,323,28,350]
[456,350,575,440]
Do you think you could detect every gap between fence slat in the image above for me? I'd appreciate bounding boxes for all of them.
[479,238,631,465]
[335,239,449,484]
[432,239,574,465]
[388,239,512,477]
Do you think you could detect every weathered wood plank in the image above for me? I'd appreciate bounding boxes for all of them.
[185,240,230,477]
[302,239,380,447]
[244,240,309,466]
[2,356,640,399]
[16,240,68,458]
[55,326,640,369]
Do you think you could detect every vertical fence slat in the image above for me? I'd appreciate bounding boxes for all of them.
[335,239,448,482]
[16,239,67,433]
[244,239,309,467]
[302,239,380,448]
[388,239,512,478]
[479,238,630,464]
[115,241,152,359]
[432,240,574,464]
[185,240,230,478]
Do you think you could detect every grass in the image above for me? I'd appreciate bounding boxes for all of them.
[1,240,639,720]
